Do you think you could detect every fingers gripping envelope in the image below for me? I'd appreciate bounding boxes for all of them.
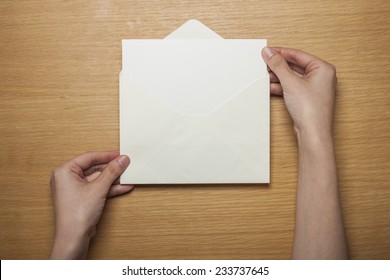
[120,20,269,184]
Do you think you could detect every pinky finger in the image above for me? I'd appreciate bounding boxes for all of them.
[107,184,135,198]
[270,83,284,96]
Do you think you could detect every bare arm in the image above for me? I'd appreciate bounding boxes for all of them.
[294,129,348,259]
[262,47,349,259]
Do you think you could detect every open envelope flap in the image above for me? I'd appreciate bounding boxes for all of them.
[121,39,267,116]
[164,19,223,39]
[120,74,269,184]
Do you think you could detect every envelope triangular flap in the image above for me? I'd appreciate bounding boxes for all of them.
[165,19,223,39]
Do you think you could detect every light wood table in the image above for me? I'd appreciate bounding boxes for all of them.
[1,0,389,259]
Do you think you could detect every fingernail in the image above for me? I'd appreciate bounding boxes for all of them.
[263,47,276,59]
[117,155,129,167]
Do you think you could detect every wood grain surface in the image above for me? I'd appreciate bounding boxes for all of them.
[0,0,389,259]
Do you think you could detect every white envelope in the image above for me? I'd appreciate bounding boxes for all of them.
[120,20,269,184]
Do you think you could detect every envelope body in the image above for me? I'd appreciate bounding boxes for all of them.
[120,39,269,184]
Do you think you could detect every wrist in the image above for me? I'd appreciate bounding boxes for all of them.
[295,126,336,171]
[295,125,334,150]
[295,124,338,192]
[50,227,90,259]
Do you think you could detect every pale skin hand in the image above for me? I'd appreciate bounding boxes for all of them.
[50,151,133,259]
[262,47,349,259]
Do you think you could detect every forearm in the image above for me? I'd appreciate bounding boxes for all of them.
[292,128,349,259]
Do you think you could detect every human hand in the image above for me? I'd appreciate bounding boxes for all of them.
[50,151,133,259]
[261,47,337,137]
[261,49,349,259]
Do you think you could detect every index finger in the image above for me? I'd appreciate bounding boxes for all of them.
[66,151,120,170]
[273,47,319,71]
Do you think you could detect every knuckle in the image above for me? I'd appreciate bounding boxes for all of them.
[51,166,61,178]
[326,63,337,83]
[322,61,336,75]
[51,165,69,178]
[319,61,337,83]
[83,151,98,165]
[50,166,63,188]
[270,54,285,69]
[107,160,122,177]
[327,63,337,74]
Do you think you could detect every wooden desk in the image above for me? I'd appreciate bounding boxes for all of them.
[0,0,389,259]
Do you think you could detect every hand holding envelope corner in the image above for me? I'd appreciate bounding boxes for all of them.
[120,20,269,184]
